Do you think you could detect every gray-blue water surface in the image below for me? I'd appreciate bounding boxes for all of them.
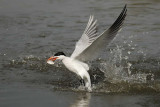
[0,0,160,107]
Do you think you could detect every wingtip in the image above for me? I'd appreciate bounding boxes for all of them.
[124,4,127,11]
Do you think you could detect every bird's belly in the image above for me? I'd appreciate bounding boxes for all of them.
[62,59,87,76]
[64,62,81,73]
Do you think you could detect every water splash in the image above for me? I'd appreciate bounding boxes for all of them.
[99,37,153,84]
[2,35,160,93]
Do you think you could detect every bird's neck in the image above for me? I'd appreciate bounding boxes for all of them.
[57,55,67,60]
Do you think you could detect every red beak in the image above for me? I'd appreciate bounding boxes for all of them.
[47,56,58,61]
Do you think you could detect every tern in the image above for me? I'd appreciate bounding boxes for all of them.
[47,5,127,92]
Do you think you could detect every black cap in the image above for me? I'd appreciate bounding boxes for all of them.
[54,52,66,56]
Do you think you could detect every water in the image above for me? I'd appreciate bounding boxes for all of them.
[0,0,160,106]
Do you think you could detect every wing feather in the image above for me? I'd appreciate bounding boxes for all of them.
[75,4,127,61]
[71,15,98,58]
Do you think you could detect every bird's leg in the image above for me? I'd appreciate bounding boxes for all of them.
[79,79,85,86]
[78,70,92,92]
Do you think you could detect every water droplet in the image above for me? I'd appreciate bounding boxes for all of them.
[128,51,131,55]
[124,56,128,60]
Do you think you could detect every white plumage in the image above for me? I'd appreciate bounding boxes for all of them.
[47,5,127,92]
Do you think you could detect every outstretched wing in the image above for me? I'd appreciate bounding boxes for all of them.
[75,4,127,61]
[71,15,98,58]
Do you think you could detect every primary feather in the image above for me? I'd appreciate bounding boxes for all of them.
[71,15,98,58]
[72,4,127,61]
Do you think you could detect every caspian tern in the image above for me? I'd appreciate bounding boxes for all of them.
[47,5,127,92]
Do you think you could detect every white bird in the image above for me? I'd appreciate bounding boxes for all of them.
[47,5,127,92]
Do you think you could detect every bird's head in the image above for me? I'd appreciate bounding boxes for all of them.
[47,52,66,65]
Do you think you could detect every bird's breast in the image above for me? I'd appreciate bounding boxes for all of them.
[62,58,88,74]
